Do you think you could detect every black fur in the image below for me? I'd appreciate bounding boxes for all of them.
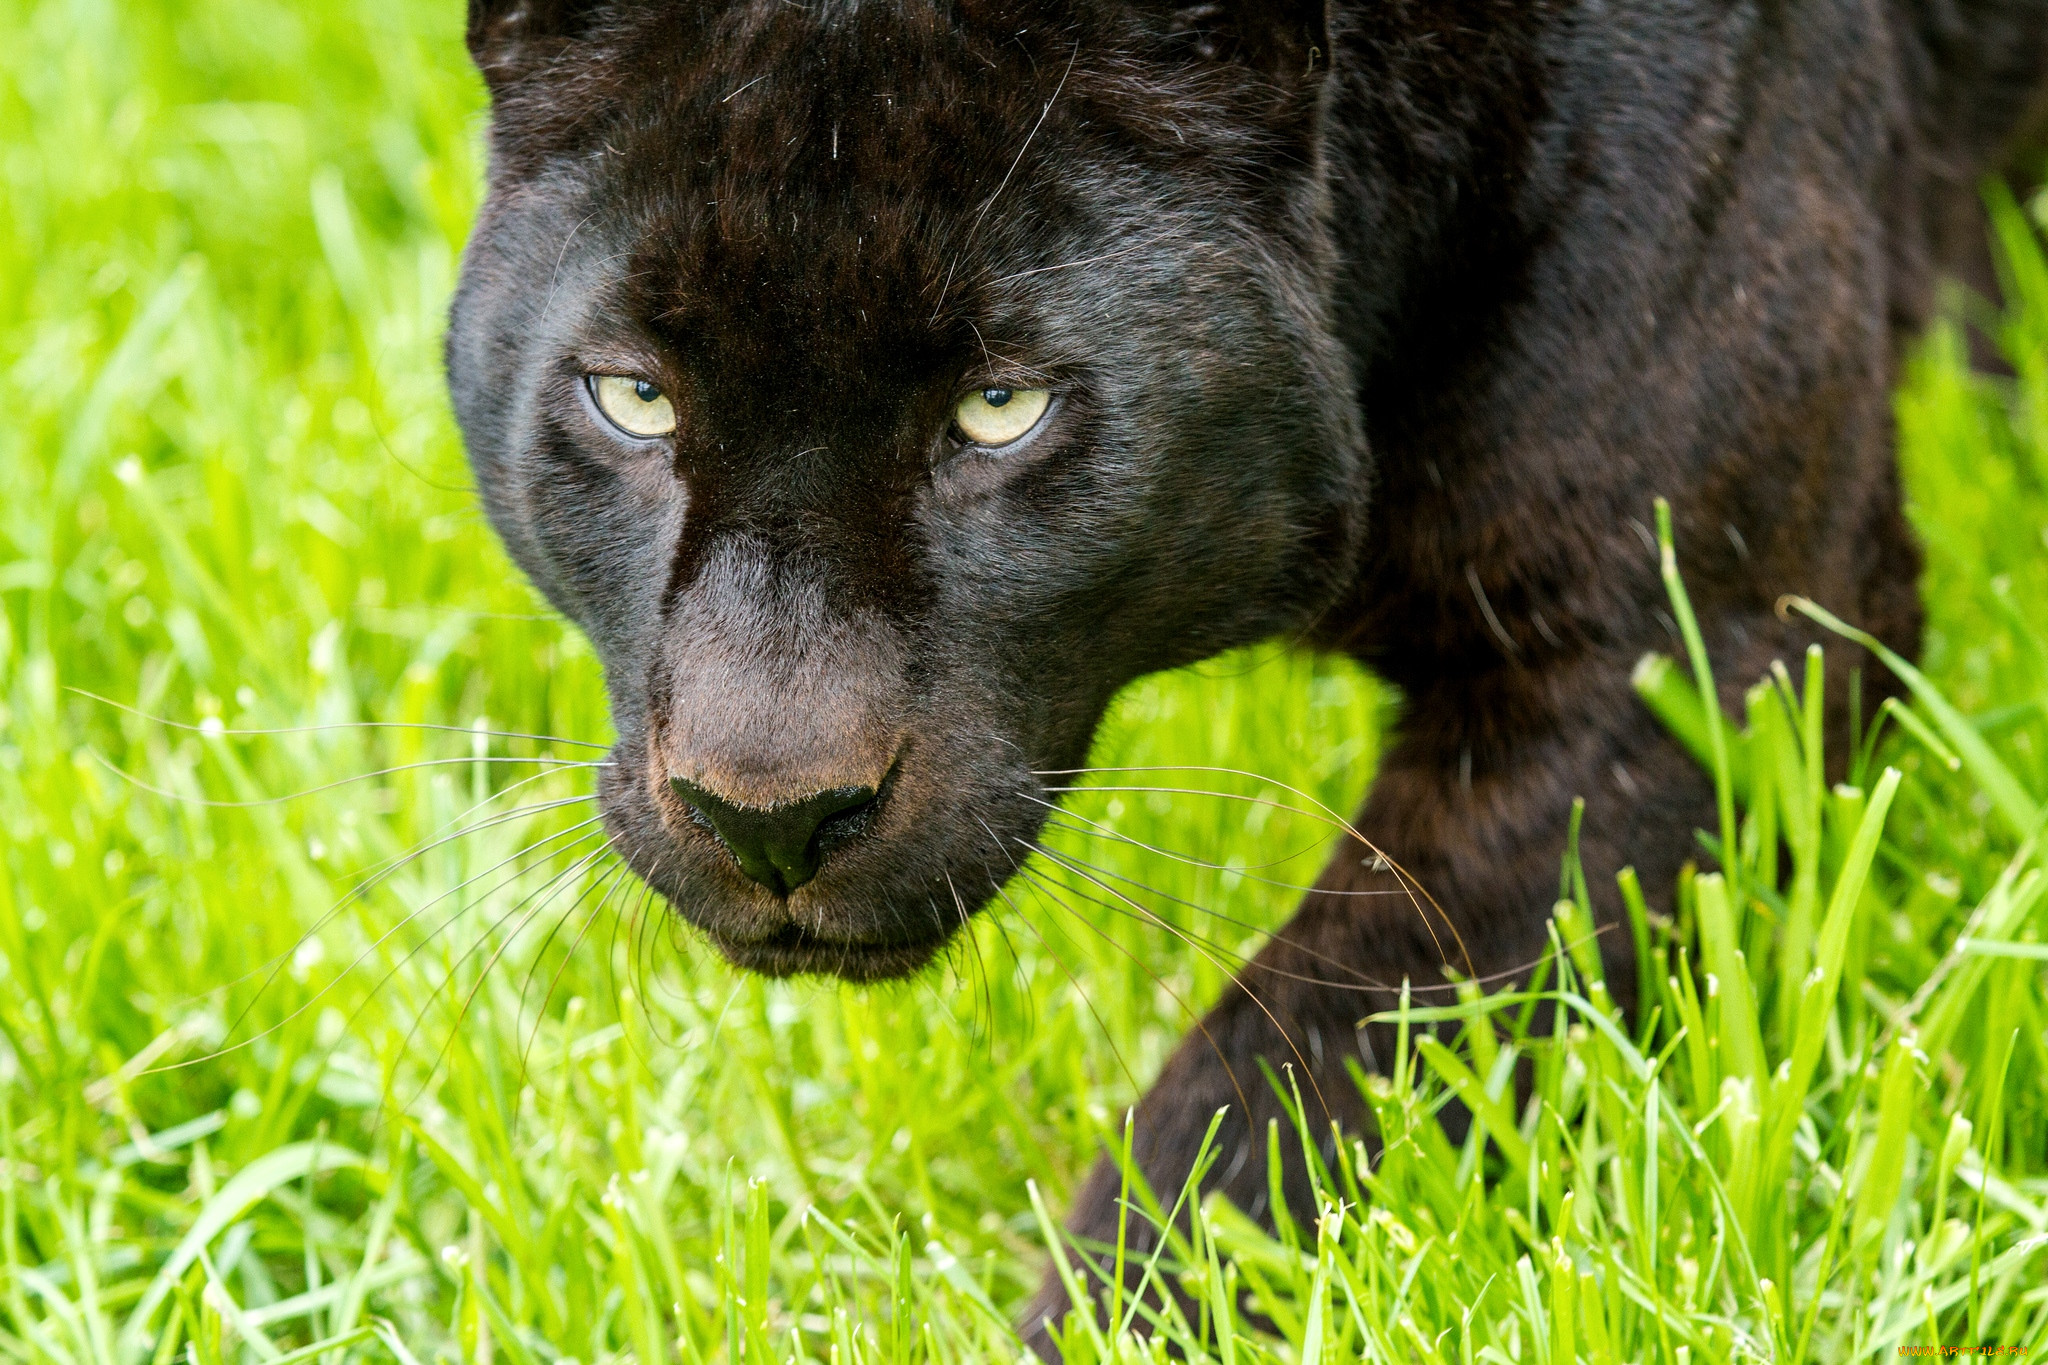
[446,0,2047,1345]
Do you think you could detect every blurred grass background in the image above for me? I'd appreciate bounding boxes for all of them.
[1,0,2045,1359]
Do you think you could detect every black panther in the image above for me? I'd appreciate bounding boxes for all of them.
[445,0,2048,1343]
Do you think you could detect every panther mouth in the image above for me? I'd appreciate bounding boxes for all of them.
[704,920,950,982]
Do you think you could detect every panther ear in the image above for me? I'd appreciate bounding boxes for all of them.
[1153,0,1330,85]
[466,0,606,86]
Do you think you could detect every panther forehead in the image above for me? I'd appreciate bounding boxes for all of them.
[473,7,1118,390]
[485,0,1071,172]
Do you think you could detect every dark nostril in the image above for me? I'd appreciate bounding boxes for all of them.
[668,776,879,896]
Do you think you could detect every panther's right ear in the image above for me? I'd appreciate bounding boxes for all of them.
[466,0,606,87]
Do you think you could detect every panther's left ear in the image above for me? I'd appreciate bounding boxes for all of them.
[1155,0,1330,86]
[466,0,607,88]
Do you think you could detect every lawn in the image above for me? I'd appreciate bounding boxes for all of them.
[2,1,2046,1360]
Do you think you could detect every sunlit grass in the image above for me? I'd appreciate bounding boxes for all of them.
[2,1,2045,1359]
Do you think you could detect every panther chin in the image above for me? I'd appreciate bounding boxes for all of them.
[705,923,952,983]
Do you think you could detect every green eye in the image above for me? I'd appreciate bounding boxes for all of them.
[591,374,677,438]
[953,386,1050,447]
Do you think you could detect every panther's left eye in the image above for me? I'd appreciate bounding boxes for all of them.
[953,387,1051,447]
[590,374,677,438]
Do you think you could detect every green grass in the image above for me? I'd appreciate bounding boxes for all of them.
[2,1,2046,1359]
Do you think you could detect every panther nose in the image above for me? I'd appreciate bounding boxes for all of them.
[668,777,879,896]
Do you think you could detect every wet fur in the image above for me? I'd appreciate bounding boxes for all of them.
[447,0,2048,1347]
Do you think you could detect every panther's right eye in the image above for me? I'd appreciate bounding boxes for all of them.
[590,374,677,438]
[953,386,1050,448]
